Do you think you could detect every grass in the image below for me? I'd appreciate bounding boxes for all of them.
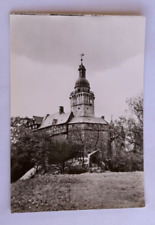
[11,171,145,213]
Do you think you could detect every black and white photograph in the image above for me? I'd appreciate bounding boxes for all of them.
[10,14,145,213]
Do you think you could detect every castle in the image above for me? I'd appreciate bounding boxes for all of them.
[30,56,124,166]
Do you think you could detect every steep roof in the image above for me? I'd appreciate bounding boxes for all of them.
[69,116,108,125]
[39,112,72,129]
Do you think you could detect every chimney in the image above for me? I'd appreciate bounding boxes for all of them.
[59,106,64,114]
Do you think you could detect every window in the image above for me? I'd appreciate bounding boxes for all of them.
[52,119,57,125]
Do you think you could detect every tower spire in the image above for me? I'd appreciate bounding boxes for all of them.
[79,53,86,78]
[80,53,84,64]
[70,57,95,117]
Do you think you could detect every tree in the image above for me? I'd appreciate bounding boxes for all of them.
[11,117,29,143]
[125,94,143,151]
[11,129,52,182]
[108,94,144,172]
[48,140,82,174]
[11,117,32,182]
[116,94,143,153]
[11,116,55,181]
[11,117,83,180]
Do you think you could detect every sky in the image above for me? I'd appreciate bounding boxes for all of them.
[10,14,145,122]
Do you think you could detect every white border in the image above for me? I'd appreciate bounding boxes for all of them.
[0,0,155,224]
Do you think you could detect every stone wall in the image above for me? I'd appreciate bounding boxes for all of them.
[37,122,125,164]
[67,123,110,160]
[38,121,126,163]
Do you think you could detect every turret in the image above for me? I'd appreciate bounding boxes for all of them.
[70,55,95,117]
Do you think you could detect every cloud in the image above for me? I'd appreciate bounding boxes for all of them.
[11,52,144,121]
[10,15,145,121]
[90,54,144,120]
[10,15,145,73]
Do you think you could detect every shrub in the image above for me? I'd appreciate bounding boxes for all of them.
[65,165,88,174]
[106,151,143,172]
[11,153,34,182]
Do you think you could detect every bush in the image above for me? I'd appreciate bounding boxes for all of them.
[11,154,34,183]
[106,151,143,172]
[65,165,88,174]
[11,131,51,182]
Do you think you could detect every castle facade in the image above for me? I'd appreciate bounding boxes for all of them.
[38,59,111,162]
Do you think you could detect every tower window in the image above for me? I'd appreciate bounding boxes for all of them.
[78,89,80,92]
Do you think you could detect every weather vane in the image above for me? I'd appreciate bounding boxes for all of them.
[80,53,84,64]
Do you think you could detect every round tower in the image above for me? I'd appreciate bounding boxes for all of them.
[70,56,95,117]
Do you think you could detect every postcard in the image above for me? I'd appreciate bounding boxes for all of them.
[10,14,145,212]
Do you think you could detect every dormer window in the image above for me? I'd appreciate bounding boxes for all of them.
[52,119,57,125]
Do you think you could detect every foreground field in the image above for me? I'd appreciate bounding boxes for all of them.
[11,172,145,213]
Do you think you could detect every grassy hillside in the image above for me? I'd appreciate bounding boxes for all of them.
[11,172,145,213]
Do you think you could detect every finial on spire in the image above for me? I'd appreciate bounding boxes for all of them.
[80,53,84,64]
